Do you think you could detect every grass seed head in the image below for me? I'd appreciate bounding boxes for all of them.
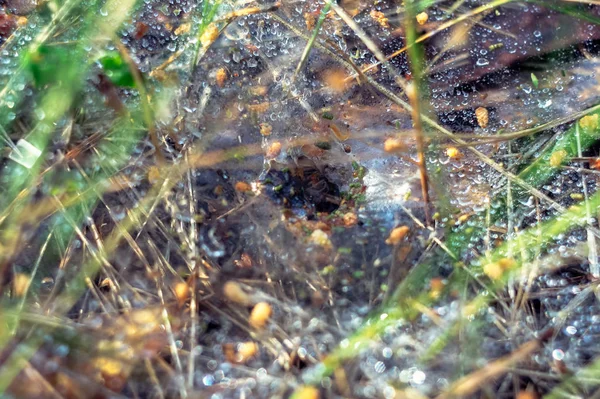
[223,281,253,306]
[549,149,567,167]
[475,107,489,128]
[125,309,162,340]
[370,10,390,29]
[291,385,320,399]
[446,147,463,160]
[173,281,189,305]
[483,258,515,280]
[384,137,406,153]
[249,86,268,96]
[265,141,281,159]
[235,181,253,192]
[215,67,228,88]
[147,166,161,184]
[483,262,504,280]
[343,212,358,226]
[416,12,429,26]
[266,141,282,158]
[310,229,332,249]
[323,69,348,93]
[12,273,30,297]
[517,391,539,399]
[429,277,445,299]
[237,341,259,362]
[93,356,125,379]
[259,122,273,136]
[304,12,316,31]
[386,226,410,245]
[457,213,471,224]
[497,258,515,269]
[200,23,220,48]
[174,22,191,36]
[579,114,599,130]
[249,302,272,329]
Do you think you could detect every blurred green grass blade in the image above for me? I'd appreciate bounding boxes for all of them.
[0,0,142,390]
[44,110,146,254]
[0,0,139,209]
[0,69,86,210]
[0,336,40,393]
[416,0,437,12]
[99,51,137,88]
[313,187,600,379]
[445,109,600,258]
[294,1,332,78]
[518,118,600,189]
[413,188,600,361]
[26,44,74,87]
[0,0,84,130]
[192,0,222,70]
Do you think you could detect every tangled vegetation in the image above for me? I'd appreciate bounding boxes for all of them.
[2,0,600,398]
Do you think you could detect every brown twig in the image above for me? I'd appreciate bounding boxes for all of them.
[406,83,431,225]
[436,329,553,398]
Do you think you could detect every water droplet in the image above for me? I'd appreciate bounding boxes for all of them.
[412,370,426,384]
[552,349,565,361]
[476,58,489,66]
[374,361,386,373]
